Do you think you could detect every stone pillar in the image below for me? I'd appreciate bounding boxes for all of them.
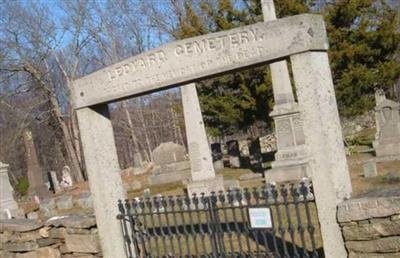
[0,162,19,219]
[181,83,224,196]
[291,51,352,258]
[76,105,127,258]
[23,130,46,195]
[261,0,309,183]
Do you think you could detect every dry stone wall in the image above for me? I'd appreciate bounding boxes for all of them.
[337,196,400,258]
[0,215,101,258]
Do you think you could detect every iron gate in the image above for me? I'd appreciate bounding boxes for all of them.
[117,183,323,258]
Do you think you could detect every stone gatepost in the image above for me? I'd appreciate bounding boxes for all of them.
[0,161,19,219]
[181,83,224,196]
[76,106,126,258]
[291,51,352,258]
[262,0,309,183]
[71,11,352,257]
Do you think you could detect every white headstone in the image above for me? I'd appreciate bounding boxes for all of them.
[0,162,19,219]
[60,166,73,188]
[363,162,378,178]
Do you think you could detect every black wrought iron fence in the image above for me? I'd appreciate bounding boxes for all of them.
[117,182,323,258]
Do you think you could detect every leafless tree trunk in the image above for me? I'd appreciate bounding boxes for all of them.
[121,100,145,165]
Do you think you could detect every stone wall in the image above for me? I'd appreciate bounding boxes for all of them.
[337,196,400,258]
[0,215,101,258]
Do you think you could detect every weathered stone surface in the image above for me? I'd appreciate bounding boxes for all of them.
[363,161,378,178]
[49,226,91,239]
[349,252,400,258]
[265,162,308,183]
[37,238,61,247]
[76,106,126,258]
[15,247,61,258]
[123,181,142,191]
[0,161,19,220]
[4,241,39,252]
[73,192,93,210]
[23,130,45,195]
[291,50,351,258]
[0,250,16,258]
[0,219,43,232]
[45,215,96,229]
[338,197,400,222]
[223,179,240,190]
[187,175,224,197]
[342,219,400,241]
[372,91,400,157]
[55,195,73,210]
[238,173,262,181]
[61,255,97,258]
[49,171,60,193]
[4,230,42,243]
[72,14,328,109]
[152,142,187,165]
[346,236,400,253]
[40,198,56,218]
[182,83,217,183]
[27,212,39,220]
[64,234,100,253]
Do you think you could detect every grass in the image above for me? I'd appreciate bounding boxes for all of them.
[347,153,400,197]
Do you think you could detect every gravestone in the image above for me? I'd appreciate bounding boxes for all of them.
[143,188,151,199]
[0,162,19,219]
[372,89,400,157]
[181,83,224,196]
[363,161,378,178]
[238,140,250,157]
[60,166,73,188]
[132,152,144,174]
[239,140,251,168]
[259,134,277,153]
[148,142,191,185]
[249,138,264,173]
[262,0,309,184]
[227,140,241,168]
[211,143,224,170]
[23,130,46,195]
[49,171,60,193]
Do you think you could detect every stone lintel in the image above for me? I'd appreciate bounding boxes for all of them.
[72,14,328,109]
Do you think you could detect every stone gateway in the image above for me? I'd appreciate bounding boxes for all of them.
[72,12,351,258]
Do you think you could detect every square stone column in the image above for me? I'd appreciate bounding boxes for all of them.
[181,83,224,196]
[291,51,352,258]
[262,0,309,183]
[76,105,127,258]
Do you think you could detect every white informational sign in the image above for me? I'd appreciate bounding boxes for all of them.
[248,208,272,228]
